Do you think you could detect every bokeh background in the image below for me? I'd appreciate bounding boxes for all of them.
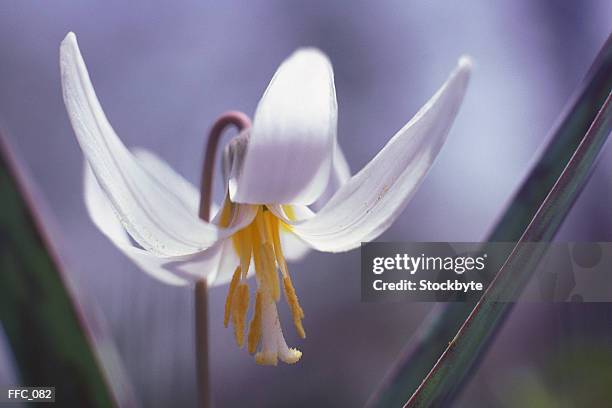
[0,1,611,406]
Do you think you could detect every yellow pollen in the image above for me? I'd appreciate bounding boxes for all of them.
[219,198,234,228]
[224,266,241,327]
[254,208,268,239]
[267,212,288,277]
[261,242,281,301]
[283,275,305,338]
[232,225,252,280]
[247,291,263,354]
[231,283,249,348]
[222,205,305,364]
[251,223,265,283]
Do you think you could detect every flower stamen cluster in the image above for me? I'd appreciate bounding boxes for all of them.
[223,205,304,365]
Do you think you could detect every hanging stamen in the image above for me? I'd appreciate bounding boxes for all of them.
[261,242,281,301]
[224,205,304,364]
[283,275,305,338]
[251,220,265,283]
[231,283,250,347]
[218,198,234,228]
[263,210,276,243]
[265,210,305,338]
[224,266,242,327]
[234,226,252,280]
[250,209,281,301]
[254,209,269,243]
[267,212,288,277]
[247,291,263,354]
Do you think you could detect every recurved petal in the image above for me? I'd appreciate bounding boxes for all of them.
[61,32,255,256]
[331,142,351,185]
[271,57,472,252]
[132,148,200,214]
[280,231,311,262]
[274,204,314,261]
[229,48,337,205]
[84,163,233,286]
[312,142,351,210]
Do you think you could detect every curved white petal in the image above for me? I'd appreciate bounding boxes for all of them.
[211,237,240,285]
[132,148,200,214]
[280,230,311,261]
[229,48,337,205]
[312,142,351,210]
[331,142,351,185]
[84,163,235,286]
[61,32,255,256]
[275,204,314,261]
[271,57,472,252]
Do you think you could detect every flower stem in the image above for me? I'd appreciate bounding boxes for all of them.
[195,111,251,408]
[195,279,211,408]
[198,111,252,222]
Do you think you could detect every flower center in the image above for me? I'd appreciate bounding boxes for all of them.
[222,204,305,365]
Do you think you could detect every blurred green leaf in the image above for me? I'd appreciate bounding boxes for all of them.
[0,135,135,407]
[368,35,612,408]
[405,93,611,407]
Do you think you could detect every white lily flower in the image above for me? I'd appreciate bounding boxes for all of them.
[60,32,471,365]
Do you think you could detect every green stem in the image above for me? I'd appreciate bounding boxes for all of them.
[195,111,251,408]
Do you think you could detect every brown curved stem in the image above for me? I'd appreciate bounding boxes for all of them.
[195,111,251,408]
[198,111,252,222]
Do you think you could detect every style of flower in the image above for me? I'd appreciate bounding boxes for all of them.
[60,32,471,365]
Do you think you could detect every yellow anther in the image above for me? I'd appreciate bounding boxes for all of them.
[224,266,242,327]
[254,209,268,241]
[232,226,253,280]
[267,212,288,277]
[218,198,234,228]
[263,210,276,242]
[251,226,265,284]
[247,291,263,354]
[231,283,250,348]
[283,275,305,338]
[223,204,305,364]
[261,243,281,301]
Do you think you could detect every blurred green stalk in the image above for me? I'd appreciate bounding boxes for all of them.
[0,135,136,407]
[367,34,612,408]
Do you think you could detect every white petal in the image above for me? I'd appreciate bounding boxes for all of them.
[132,148,200,214]
[211,239,240,285]
[280,230,311,262]
[331,142,351,185]
[84,163,233,286]
[61,32,255,256]
[312,142,351,210]
[271,204,314,261]
[271,57,472,252]
[134,148,223,219]
[229,48,337,205]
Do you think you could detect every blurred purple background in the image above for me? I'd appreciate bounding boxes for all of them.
[0,1,611,406]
